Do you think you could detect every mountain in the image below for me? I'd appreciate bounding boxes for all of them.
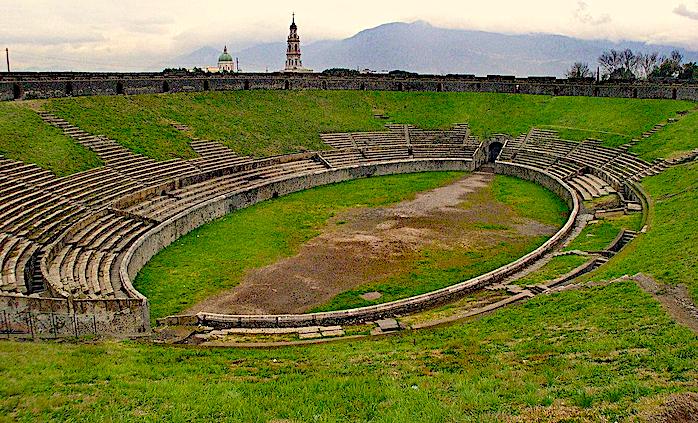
[168,21,698,77]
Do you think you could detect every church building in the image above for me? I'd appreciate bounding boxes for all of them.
[217,46,235,72]
[283,14,312,73]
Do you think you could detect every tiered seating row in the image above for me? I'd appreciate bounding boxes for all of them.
[320,133,355,149]
[0,234,39,294]
[125,158,328,222]
[567,174,617,201]
[499,129,656,183]
[47,213,154,298]
[38,112,203,185]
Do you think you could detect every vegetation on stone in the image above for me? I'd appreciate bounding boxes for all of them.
[514,255,590,286]
[565,214,642,252]
[43,91,692,161]
[0,102,102,176]
[629,107,698,161]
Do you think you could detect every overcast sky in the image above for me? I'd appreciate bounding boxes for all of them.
[2,0,697,71]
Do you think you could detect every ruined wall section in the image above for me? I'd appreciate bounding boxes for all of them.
[1,72,696,101]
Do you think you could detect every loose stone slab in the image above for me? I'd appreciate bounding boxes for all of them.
[299,332,322,339]
[321,329,345,337]
[376,318,400,332]
[360,291,382,301]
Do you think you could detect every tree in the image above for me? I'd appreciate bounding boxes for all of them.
[322,68,360,77]
[565,62,592,79]
[619,49,639,76]
[679,62,698,81]
[671,50,683,64]
[598,49,622,75]
[650,51,684,79]
[637,52,660,79]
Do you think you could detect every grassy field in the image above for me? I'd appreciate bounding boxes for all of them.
[590,161,698,302]
[0,102,102,176]
[514,255,591,286]
[1,281,696,421]
[42,91,693,161]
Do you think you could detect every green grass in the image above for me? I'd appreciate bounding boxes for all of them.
[313,175,569,311]
[491,175,570,227]
[514,255,591,286]
[0,102,102,176]
[1,281,696,421]
[43,91,693,160]
[135,171,466,320]
[565,213,643,252]
[630,107,698,161]
[591,161,698,302]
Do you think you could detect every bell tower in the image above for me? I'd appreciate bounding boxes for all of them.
[285,13,302,71]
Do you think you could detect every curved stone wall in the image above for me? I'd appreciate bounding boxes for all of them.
[147,161,579,329]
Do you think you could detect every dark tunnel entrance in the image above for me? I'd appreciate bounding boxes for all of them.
[487,141,503,163]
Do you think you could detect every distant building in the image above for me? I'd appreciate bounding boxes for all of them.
[218,46,235,72]
[283,14,312,73]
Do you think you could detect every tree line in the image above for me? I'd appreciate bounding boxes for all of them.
[567,49,697,81]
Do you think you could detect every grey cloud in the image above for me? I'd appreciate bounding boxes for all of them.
[674,3,698,20]
[0,33,106,46]
[573,1,612,25]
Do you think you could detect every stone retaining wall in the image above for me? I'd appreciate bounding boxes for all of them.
[1,72,696,101]
[166,162,578,329]
[0,294,148,337]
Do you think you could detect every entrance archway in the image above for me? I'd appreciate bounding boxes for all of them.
[12,83,22,100]
[487,141,504,163]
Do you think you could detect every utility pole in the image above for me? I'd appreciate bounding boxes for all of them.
[5,48,9,73]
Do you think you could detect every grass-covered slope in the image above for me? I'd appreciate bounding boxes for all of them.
[591,161,698,302]
[44,91,692,160]
[1,281,696,421]
[0,102,102,176]
[630,107,698,161]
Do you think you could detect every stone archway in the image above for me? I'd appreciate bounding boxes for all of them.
[487,141,504,163]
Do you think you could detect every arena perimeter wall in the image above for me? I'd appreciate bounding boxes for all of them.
[149,160,579,329]
[1,72,696,101]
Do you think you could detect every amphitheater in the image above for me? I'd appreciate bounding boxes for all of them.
[2,73,693,339]
[2,69,698,420]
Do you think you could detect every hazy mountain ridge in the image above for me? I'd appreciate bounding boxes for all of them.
[170,21,698,77]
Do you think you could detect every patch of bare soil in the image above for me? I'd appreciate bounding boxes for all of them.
[187,172,558,315]
[504,404,605,422]
[632,273,698,334]
[637,392,698,423]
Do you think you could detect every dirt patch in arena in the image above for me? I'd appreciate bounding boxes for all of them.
[186,172,558,315]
